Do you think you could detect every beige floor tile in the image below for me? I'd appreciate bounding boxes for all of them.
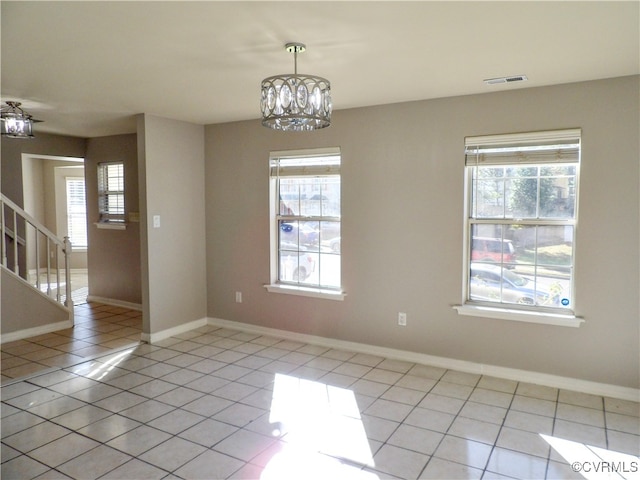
[419,457,483,479]
[57,444,132,479]
[138,436,207,472]
[29,432,100,467]
[486,447,548,479]
[433,435,492,469]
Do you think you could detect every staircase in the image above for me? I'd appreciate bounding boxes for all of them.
[1,194,74,342]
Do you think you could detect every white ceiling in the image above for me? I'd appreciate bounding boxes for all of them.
[2,1,638,138]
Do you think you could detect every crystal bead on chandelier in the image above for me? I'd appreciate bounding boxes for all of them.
[261,43,331,132]
[1,101,35,138]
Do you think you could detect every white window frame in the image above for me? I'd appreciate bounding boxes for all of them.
[264,147,345,301]
[96,161,126,230]
[65,176,88,249]
[454,129,584,327]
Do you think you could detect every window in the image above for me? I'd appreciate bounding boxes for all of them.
[65,177,87,248]
[461,129,581,322]
[97,162,125,225]
[266,148,343,299]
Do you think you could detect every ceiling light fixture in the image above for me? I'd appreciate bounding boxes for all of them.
[1,101,36,138]
[260,43,331,132]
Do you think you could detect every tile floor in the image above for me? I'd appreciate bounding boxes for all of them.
[1,311,639,479]
[1,303,142,384]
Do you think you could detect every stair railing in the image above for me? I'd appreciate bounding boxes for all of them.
[1,193,74,320]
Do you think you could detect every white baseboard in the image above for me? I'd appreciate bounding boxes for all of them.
[207,317,639,402]
[1,320,73,344]
[86,295,142,311]
[141,317,208,344]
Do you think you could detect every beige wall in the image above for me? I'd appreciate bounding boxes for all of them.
[1,268,69,336]
[138,114,206,335]
[205,76,639,388]
[85,134,141,304]
[1,133,87,206]
[1,133,87,277]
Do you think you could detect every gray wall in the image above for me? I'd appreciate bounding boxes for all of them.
[85,134,141,304]
[205,76,639,388]
[138,114,207,335]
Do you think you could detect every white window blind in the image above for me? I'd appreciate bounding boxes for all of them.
[465,129,581,166]
[66,177,87,248]
[97,162,125,223]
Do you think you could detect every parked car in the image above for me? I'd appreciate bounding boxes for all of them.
[280,242,316,282]
[324,236,340,253]
[471,237,516,265]
[280,222,319,246]
[469,263,556,306]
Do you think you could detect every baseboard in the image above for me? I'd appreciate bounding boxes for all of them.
[207,317,639,402]
[141,317,208,344]
[86,295,142,311]
[1,320,73,344]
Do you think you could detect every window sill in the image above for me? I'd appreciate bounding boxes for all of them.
[264,284,346,301]
[95,222,127,230]
[453,304,584,328]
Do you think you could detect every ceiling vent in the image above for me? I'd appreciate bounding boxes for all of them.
[484,75,528,85]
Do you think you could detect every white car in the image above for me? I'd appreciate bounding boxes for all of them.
[279,242,316,282]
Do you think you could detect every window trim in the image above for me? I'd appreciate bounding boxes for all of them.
[265,147,344,299]
[457,129,584,327]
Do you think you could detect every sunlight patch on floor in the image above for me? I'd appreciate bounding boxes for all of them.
[267,373,375,475]
[541,434,640,480]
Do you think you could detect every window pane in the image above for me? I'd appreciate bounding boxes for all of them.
[539,166,577,219]
[470,224,514,265]
[508,176,538,218]
[106,194,125,215]
[279,181,301,215]
[279,244,316,283]
[472,168,505,218]
[319,252,341,288]
[298,177,340,217]
[319,221,340,253]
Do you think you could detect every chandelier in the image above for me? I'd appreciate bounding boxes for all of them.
[1,101,35,138]
[260,43,331,132]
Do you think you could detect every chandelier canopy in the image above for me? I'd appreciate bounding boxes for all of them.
[261,43,331,132]
[1,101,35,138]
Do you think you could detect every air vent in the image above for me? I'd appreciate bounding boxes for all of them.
[484,75,528,85]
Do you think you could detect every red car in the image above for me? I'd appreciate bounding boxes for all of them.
[471,237,516,264]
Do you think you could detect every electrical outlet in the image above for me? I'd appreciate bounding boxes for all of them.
[398,312,407,326]
[235,291,242,303]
